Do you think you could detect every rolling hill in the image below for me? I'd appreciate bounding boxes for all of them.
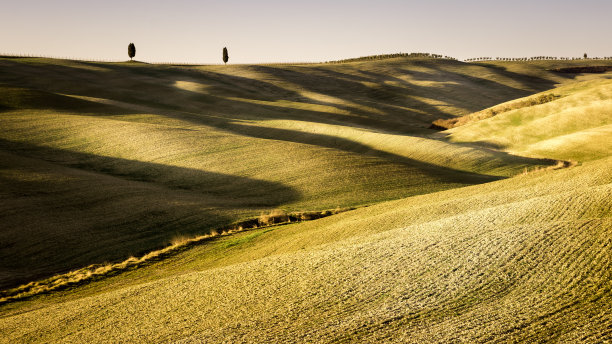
[2,156,610,343]
[0,56,610,343]
[0,56,577,288]
[446,77,612,162]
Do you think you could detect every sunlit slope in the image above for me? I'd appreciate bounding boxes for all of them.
[2,157,609,343]
[447,77,612,162]
[0,57,572,288]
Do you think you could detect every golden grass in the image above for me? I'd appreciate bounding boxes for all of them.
[1,157,609,343]
[2,56,577,287]
[447,77,612,163]
[0,57,610,342]
[432,93,562,129]
[0,108,514,287]
[0,208,349,304]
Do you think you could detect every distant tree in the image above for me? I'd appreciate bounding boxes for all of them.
[584,53,588,59]
[223,47,229,64]
[128,43,136,61]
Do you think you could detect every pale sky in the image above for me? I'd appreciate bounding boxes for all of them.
[2,0,611,64]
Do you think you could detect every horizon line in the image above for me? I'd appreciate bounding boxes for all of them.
[2,52,612,66]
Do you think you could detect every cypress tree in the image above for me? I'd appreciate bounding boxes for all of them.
[223,47,229,65]
[128,43,136,61]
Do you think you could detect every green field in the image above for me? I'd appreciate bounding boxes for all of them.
[0,56,610,343]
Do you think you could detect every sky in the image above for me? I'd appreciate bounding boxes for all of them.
[2,0,611,64]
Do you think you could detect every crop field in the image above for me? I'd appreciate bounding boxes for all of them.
[0,56,610,343]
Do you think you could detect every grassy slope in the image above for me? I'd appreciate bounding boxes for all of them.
[0,57,584,288]
[447,76,612,162]
[0,58,610,342]
[1,156,609,343]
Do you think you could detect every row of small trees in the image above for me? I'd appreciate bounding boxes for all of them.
[328,52,457,64]
[465,54,612,62]
[127,43,230,64]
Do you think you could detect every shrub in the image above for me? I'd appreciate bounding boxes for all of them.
[258,209,288,226]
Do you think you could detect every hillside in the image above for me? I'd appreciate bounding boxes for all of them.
[446,77,612,162]
[1,143,609,343]
[0,56,584,288]
[0,57,610,343]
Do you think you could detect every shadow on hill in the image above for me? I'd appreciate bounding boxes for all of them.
[244,65,450,124]
[0,57,568,134]
[0,138,300,207]
[0,86,124,114]
[0,60,429,133]
[403,61,562,106]
[73,95,556,182]
[0,139,300,289]
[195,117,553,181]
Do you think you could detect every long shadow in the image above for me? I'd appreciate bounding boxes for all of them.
[243,62,561,126]
[0,139,300,289]
[0,139,300,207]
[395,68,536,116]
[238,63,558,127]
[227,65,457,128]
[215,120,559,177]
[85,100,554,184]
